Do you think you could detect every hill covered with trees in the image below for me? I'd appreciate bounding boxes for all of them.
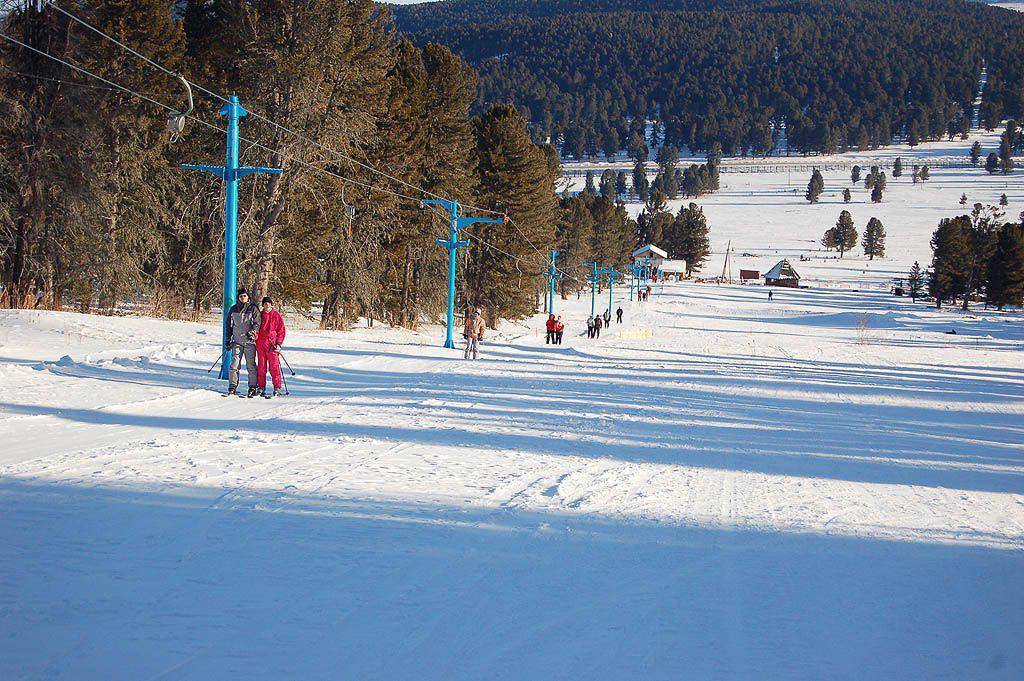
[395,0,1024,157]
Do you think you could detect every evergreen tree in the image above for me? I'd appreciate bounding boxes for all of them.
[970,141,982,166]
[834,210,858,257]
[851,165,861,184]
[893,157,903,178]
[615,171,629,198]
[584,170,597,195]
[920,165,930,180]
[626,132,648,163]
[805,168,824,203]
[912,165,920,183]
[468,104,559,321]
[907,261,924,301]
[821,227,839,251]
[929,216,970,308]
[1000,193,1009,207]
[669,203,711,275]
[986,222,1024,309]
[632,159,649,201]
[843,188,851,203]
[961,204,1003,309]
[862,217,886,259]
[960,193,968,206]
[556,195,595,297]
[871,182,884,203]
[986,152,1000,173]
[999,121,1016,174]
[599,169,617,199]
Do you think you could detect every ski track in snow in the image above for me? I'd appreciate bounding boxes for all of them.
[1,282,1023,679]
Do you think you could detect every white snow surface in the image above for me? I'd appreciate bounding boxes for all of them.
[2,281,1023,679]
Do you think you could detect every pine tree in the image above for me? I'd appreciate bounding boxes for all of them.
[1000,193,1009,207]
[469,104,559,321]
[920,165,929,180]
[999,122,1016,174]
[851,165,861,184]
[986,152,1000,173]
[871,182,884,203]
[970,141,982,166]
[986,222,1024,309]
[821,227,839,251]
[843,188,851,203]
[632,159,649,201]
[893,157,903,178]
[929,216,970,308]
[615,171,628,198]
[599,169,617,198]
[556,195,595,297]
[669,203,711,275]
[835,210,858,257]
[806,168,824,203]
[960,193,968,206]
[907,261,924,301]
[585,171,597,195]
[961,204,1003,309]
[862,217,886,259]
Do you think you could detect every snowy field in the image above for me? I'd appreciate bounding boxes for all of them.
[567,128,1023,289]
[2,279,1023,679]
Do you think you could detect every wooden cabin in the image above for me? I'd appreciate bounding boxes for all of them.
[764,260,801,287]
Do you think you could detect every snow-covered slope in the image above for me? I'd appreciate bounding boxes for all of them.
[2,281,1022,679]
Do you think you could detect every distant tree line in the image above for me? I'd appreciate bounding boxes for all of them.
[396,0,1024,158]
[0,1,570,329]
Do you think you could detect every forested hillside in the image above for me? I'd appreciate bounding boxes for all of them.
[395,0,1024,157]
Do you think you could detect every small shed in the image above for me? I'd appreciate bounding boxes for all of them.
[739,269,760,283]
[658,259,689,281]
[632,244,668,271]
[765,259,800,287]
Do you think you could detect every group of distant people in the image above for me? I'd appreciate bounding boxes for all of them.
[225,288,287,398]
[638,286,652,301]
[586,305,624,338]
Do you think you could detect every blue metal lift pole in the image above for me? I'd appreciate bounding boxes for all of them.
[606,266,618,315]
[421,199,505,349]
[182,95,281,381]
[583,261,599,317]
[544,250,563,314]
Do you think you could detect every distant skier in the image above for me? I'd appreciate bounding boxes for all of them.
[768,289,774,302]
[255,296,287,398]
[593,314,603,339]
[616,306,623,323]
[587,315,595,338]
[555,316,565,344]
[464,308,485,360]
[603,309,611,326]
[545,313,557,344]
[225,288,261,397]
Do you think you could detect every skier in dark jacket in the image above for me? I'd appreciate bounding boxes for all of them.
[225,288,262,396]
[593,314,603,339]
[616,306,623,323]
[545,314,557,344]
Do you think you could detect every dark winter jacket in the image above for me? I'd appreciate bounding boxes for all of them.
[227,302,261,347]
[256,309,286,349]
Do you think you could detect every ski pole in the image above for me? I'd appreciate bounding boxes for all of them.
[206,348,229,374]
[278,350,296,376]
[281,375,290,396]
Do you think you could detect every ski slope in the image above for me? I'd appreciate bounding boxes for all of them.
[2,282,1023,679]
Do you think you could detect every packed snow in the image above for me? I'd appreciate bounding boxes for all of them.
[2,274,1023,678]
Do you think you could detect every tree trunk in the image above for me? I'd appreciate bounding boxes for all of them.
[399,244,413,328]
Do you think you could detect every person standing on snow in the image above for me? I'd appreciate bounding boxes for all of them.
[593,313,603,339]
[616,306,623,324]
[463,308,485,360]
[255,296,287,398]
[225,288,261,397]
[603,308,611,327]
[555,315,565,344]
[545,313,557,344]
[586,314,595,338]
[768,289,774,302]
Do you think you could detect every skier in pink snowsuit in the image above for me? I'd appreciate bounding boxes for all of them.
[255,296,287,398]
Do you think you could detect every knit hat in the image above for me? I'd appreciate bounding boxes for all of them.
[237,287,248,296]
[262,296,273,304]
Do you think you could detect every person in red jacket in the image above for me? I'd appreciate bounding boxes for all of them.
[255,296,287,398]
[545,313,557,344]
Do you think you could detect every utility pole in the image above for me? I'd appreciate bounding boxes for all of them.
[605,266,618,314]
[584,261,600,317]
[421,199,505,349]
[182,95,282,381]
[544,250,563,314]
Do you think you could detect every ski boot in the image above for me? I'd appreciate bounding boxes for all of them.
[246,386,259,399]
[223,386,238,397]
